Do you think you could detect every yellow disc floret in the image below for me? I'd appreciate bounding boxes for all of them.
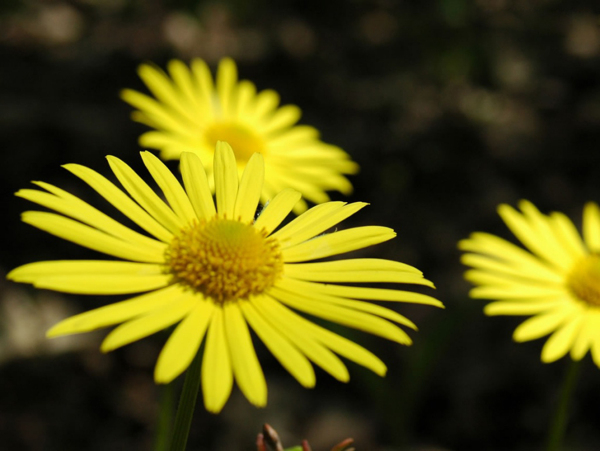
[204,122,265,163]
[165,218,283,303]
[567,254,600,307]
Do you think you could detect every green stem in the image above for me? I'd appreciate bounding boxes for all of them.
[169,351,203,451]
[546,359,581,451]
[154,382,176,451]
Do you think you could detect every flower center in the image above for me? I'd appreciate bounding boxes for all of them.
[164,218,283,303]
[567,254,600,307]
[204,122,265,163]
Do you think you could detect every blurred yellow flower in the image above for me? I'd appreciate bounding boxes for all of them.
[8,143,440,413]
[121,58,358,213]
[460,200,600,366]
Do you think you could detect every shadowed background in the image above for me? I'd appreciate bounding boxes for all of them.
[1,0,600,450]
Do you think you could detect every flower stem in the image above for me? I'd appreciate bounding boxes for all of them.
[169,351,203,451]
[154,382,176,451]
[546,359,581,451]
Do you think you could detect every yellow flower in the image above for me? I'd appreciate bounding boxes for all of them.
[460,200,600,366]
[8,142,441,413]
[121,58,358,214]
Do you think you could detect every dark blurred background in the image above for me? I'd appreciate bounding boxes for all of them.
[2,0,600,450]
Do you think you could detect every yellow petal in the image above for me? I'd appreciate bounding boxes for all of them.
[282,226,396,263]
[47,285,183,337]
[298,319,387,377]
[213,142,239,218]
[270,286,412,345]
[180,152,216,220]
[279,202,368,249]
[223,303,267,407]
[513,305,580,342]
[271,202,345,243]
[570,308,600,360]
[240,301,315,388]
[63,163,173,242]
[22,211,164,263]
[101,294,197,351]
[140,151,197,223]
[253,189,301,235]
[202,307,234,413]
[483,299,564,316]
[541,316,583,363]
[583,202,600,253]
[277,277,418,330]
[261,105,301,134]
[233,153,264,223]
[18,185,165,253]
[154,300,215,383]
[298,281,443,307]
[460,234,563,283]
[253,296,350,382]
[107,156,183,234]
[137,63,197,125]
[120,89,197,138]
[284,263,433,287]
[216,57,237,118]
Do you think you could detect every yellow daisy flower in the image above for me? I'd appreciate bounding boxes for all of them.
[460,200,600,366]
[8,142,440,413]
[121,58,358,214]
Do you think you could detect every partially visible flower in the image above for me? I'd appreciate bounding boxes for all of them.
[460,200,600,366]
[8,142,440,413]
[121,57,358,213]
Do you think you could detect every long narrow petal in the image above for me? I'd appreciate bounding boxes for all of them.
[483,299,565,316]
[180,152,216,220]
[107,156,183,234]
[541,316,583,363]
[271,202,346,244]
[512,305,581,342]
[240,301,315,388]
[63,163,173,242]
[253,296,350,382]
[277,278,418,330]
[499,203,570,271]
[460,252,563,284]
[28,273,169,295]
[253,189,301,234]
[270,286,412,345]
[224,303,267,407]
[549,212,587,259]
[279,202,368,248]
[261,105,301,134]
[284,263,433,286]
[8,260,161,282]
[47,285,183,337]
[570,309,600,360]
[295,319,387,377]
[141,151,197,223]
[120,89,198,138]
[234,153,264,223]
[137,64,197,125]
[154,300,215,383]
[101,294,197,351]
[583,202,600,253]
[294,281,443,307]
[213,142,238,218]
[202,307,234,413]
[282,226,396,263]
[216,58,237,118]
[22,211,164,263]
[18,184,165,253]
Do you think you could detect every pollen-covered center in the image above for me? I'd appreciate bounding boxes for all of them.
[165,218,283,303]
[204,122,265,163]
[567,254,600,307]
